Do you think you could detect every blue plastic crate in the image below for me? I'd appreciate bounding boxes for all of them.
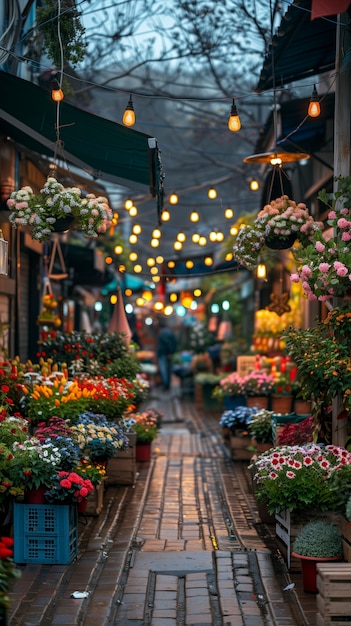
[13,503,78,564]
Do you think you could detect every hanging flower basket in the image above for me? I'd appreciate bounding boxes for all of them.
[232,195,323,270]
[7,177,113,242]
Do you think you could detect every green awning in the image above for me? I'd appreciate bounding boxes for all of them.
[0,70,162,193]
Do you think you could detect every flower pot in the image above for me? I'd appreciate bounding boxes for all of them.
[78,499,88,514]
[136,442,152,462]
[294,399,312,415]
[246,396,269,410]
[223,395,246,410]
[291,552,342,593]
[24,485,47,505]
[271,395,293,414]
[52,215,74,233]
[265,233,297,250]
[202,384,222,412]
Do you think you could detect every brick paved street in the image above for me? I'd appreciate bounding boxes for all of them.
[8,389,316,626]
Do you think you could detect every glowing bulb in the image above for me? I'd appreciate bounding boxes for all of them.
[308,85,321,117]
[199,236,207,246]
[190,211,199,222]
[51,78,64,102]
[224,207,234,219]
[123,95,135,126]
[124,198,133,210]
[161,209,170,221]
[249,179,259,191]
[152,228,161,238]
[208,187,217,199]
[177,232,186,242]
[147,257,155,266]
[129,234,138,244]
[174,241,182,250]
[257,263,267,279]
[133,264,142,273]
[169,192,178,205]
[228,99,241,132]
[209,231,217,242]
[132,224,142,234]
[151,238,160,248]
[186,260,194,269]
[129,205,138,216]
[192,233,200,243]
[129,252,138,261]
[204,257,213,266]
[230,226,238,236]
[216,232,224,242]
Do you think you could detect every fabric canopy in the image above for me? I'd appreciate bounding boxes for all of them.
[256,0,337,93]
[0,70,161,193]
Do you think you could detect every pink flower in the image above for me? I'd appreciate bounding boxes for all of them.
[337,218,350,229]
[286,471,296,479]
[315,241,325,253]
[318,263,330,273]
[60,478,72,489]
[328,210,337,219]
[342,232,351,241]
[290,273,300,283]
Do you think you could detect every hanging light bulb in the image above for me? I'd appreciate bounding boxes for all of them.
[169,192,178,205]
[228,99,241,132]
[208,187,217,200]
[161,209,170,221]
[124,198,133,210]
[308,85,321,118]
[257,263,267,279]
[192,233,200,243]
[129,205,138,217]
[249,179,259,191]
[224,207,234,219]
[123,94,136,126]
[190,211,199,222]
[51,77,64,102]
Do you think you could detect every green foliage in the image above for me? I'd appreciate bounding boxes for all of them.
[247,409,274,444]
[292,521,342,558]
[37,0,87,67]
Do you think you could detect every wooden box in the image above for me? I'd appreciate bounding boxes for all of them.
[340,517,351,563]
[106,433,136,486]
[316,564,351,625]
[85,480,105,516]
[230,431,254,461]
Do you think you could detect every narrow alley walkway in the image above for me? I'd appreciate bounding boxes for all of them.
[8,390,314,626]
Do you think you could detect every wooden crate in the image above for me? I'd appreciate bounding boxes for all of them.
[237,356,257,377]
[106,434,137,486]
[230,432,254,461]
[85,480,105,516]
[340,517,351,563]
[316,563,351,625]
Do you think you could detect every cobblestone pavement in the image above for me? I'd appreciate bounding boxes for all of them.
[8,391,315,626]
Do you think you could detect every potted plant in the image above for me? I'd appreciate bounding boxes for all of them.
[70,413,129,464]
[128,411,159,461]
[194,373,222,411]
[291,520,343,592]
[290,176,351,301]
[250,443,351,516]
[242,370,274,408]
[247,409,274,451]
[233,195,323,270]
[7,177,113,242]
[212,372,246,410]
[44,470,94,511]
[271,374,298,414]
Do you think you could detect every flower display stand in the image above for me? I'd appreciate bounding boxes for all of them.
[84,480,106,516]
[106,433,136,486]
[316,563,351,624]
[13,503,78,564]
[230,430,254,461]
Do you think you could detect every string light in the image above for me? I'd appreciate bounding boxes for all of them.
[257,263,267,279]
[224,207,234,219]
[228,99,241,132]
[123,94,136,126]
[308,85,321,118]
[114,245,123,254]
[161,209,170,221]
[129,205,138,217]
[51,77,64,102]
[208,187,217,199]
[169,192,179,205]
[190,211,199,222]
[249,179,259,191]
[124,199,133,210]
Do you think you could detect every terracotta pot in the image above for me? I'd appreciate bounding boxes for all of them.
[136,442,152,462]
[246,396,269,410]
[291,552,342,593]
[294,399,312,415]
[271,395,293,414]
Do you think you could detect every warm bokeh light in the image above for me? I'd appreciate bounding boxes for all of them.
[216,232,224,242]
[225,252,233,261]
[170,293,178,302]
[192,233,200,243]
[249,179,259,191]
[181,293,193,308]
[169,192,178,205]
[133,224,142,234]
[152,275,160,283]
[168,260,176,268]
[129,252,138,261]
[194,288,202,297]
[152,228,162,238]
[110,294,118,305]
[204,256,213,266]
[156,255,164,263]
[199,236,207,246]
[125,288,132,296]
[257,263,267,279]
[114,245,123,254]
[142,290,153,301]
[129,205,138,216]
[230,226,238,236]
[177,232,186,242]
[133,264,142,273]
[174,241,182,250]
[161,209,170,221]
[118,264,126,273]
[136,297,145,306]
[224,207,234,219]
[105,256,113,265]
[154,300,164,311]
[185,260,194,269]
[147,257,155,266]
[209,231,217,242]
[129,234,138,244]
[150,266,159,275]
[164,305,174,316]
[151,238,160,247]
[190,211,199,222]
[208,187,217,199]
[124,199,133,210]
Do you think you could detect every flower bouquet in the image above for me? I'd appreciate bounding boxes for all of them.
[9,438,63,493]
[7,177,113,242]
[44,470,94,504]
[250,443,351,514]
[290,176,351,300]
[35,417,81,471]
[242,370,274,397]
[0,536,20,614]
[233,195,323,270]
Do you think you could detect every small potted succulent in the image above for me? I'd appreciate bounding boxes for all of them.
[291,520,343,592]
